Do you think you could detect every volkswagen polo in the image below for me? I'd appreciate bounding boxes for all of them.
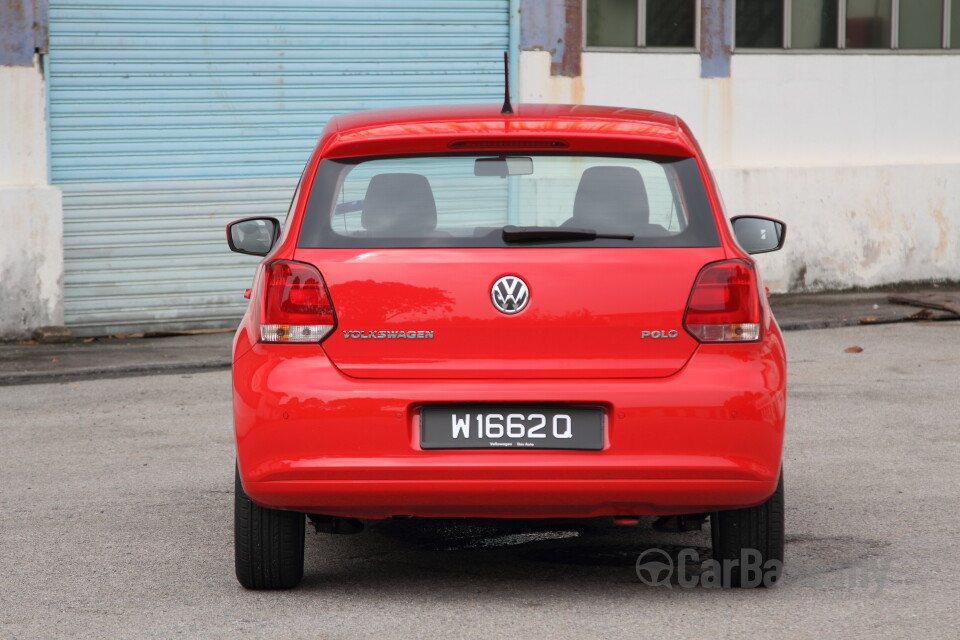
[226,103,787,589]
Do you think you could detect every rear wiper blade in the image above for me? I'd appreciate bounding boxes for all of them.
[502,225,634,243]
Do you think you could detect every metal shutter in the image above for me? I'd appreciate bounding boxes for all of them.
[48,0,510,336]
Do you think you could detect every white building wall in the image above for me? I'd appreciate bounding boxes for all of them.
[520,50,960,291]
[0,60,64,339]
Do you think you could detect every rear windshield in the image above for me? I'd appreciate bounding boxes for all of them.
[298,154,719,248]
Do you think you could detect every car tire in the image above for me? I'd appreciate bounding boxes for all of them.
[234,465,305,590]
[710,470,784,588]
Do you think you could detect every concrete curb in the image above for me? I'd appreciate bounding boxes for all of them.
[0,361,232,387]
[2,288,955,386]
[0,320,851,387]
[776,319,863,332]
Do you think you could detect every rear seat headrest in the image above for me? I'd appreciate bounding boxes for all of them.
[361,173,438,234]
[571,166,650,228]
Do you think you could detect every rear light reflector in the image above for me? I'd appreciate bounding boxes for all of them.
[684,260,761,342]
[258,260,336,343]
[260,324,331,343]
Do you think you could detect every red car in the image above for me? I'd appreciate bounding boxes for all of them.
[227,103,787,589]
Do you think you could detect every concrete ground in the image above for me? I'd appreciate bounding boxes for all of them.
[1,322,958,639]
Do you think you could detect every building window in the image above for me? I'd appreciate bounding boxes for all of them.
[791,0,839,48]
[898,0,943,49]
[845,0,892,48]
[953,0,960,48]
[585,0,699,49]
[734,0,960,50]
[736,0,784,49]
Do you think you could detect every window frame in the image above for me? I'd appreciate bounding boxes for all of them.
[733,0,959,53]
[583,0,703,53]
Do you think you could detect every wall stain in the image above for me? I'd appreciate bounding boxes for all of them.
[789,263,808,291]
[930,194,950,261]
[700,0,732,78]
[520,0,582,78]
[555,0,582,77]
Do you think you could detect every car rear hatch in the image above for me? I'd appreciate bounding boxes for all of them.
[295,246,724,379]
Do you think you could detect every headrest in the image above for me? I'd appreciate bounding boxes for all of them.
[361,173,438,235]
[571,166,650,229]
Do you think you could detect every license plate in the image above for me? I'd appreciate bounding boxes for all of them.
[420,405,604,450]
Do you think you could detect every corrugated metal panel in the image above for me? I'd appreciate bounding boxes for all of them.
[48,0,510,335]
[60,178,290,335]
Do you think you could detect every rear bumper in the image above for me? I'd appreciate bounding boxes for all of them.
[241,479,779,519]
[233,335,786,519]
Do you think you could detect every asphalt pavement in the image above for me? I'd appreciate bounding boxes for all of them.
[1,322,958,639]
[1,286,958,386]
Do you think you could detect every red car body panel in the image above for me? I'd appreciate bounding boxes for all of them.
[232,103,786,520]
[316,104,691,159]
[300,246,721,379]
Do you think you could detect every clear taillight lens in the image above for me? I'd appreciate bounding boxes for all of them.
[684,260,761,342]
[258,260,335,343]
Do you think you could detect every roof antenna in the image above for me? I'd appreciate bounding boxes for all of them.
[501,51,514,115]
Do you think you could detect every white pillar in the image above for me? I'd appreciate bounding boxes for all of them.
[0,57,64,339]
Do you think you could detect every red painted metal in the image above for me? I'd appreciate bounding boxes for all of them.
[230,103,786,519]
[302,247,722,379]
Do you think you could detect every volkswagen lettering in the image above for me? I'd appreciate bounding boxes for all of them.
[226,103,788,589]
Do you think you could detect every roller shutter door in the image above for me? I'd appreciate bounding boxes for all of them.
[48,0,510,336]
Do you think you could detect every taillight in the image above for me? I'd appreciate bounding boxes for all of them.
[258,260,336,343]
[683,260,761,342]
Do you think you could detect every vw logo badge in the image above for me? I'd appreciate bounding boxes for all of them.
[491,275,529,314]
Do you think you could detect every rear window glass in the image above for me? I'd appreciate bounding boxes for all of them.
[298,154,719,248]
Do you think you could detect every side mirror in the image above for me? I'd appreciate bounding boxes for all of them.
[731,216,786,254]
[226,217,280,256]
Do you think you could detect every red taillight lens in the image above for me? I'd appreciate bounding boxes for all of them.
[684,260,761,342]
[258,260,335,343]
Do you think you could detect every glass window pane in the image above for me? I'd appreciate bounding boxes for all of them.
[846,0,891,48]
[899,0,943,48]
[953,0,960,48]
[736,0,784,48]
[309,156,717,248]
[586,0,638,47]
[646,0,696,47]
[791,0,838,48]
